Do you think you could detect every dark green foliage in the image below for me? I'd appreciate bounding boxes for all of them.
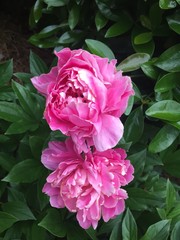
[0,0,179,239]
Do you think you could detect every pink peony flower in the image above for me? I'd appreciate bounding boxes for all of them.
[42,138,134,229]
[31,48,134,153]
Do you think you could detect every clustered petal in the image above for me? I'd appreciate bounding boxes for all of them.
[31,48,134,153]
[42,139,134,229]
[31,48,134,229]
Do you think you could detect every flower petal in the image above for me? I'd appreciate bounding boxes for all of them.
[93,115,123,151]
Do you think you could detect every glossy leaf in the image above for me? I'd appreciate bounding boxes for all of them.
[154,44,180,72]
[58,31,83,44]
[5,120,38,135]
[30,51,48,76]
[134,32,152,45]
[95,0,120,21]
[159,0,177,9]
[148,124,179,153]
[105,11,132,38]
[12,81,38,119]
[44,0,68,7]
[85,39,115,60]
[155,72,180,92]
[36,25,62,39]
[122,209,137,240]
[68,3,80,30]
[167,10,180,34]
[95,11,108,31]
[141,61,159,79]
[166,179,176,214]
[109,223,121,240]
[128,149,146,178]
[3,159,44,183]
[149,3,163,30]
[0,212,18,233]
[140,220,171,240]
[163,149,180,177]
[0,59,13,87]
[117,53,150,72]
[126,188,163,211]
[132,27,155,56]
[124,106,144,144]
[146,100,180,121]
[2,201,36,221]
[171,222,180,240]
[38,209,66,237]
[0,101,27,122]
[33,0,43,23]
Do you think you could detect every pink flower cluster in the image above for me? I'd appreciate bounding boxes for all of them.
[31,48,134,229]
[42,139,134,229]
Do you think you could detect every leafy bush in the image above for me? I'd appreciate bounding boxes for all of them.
[0,0,180,239]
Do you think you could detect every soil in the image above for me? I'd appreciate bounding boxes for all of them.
[0,4,53,73]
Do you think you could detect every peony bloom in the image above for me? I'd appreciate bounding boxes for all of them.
[42,138,134,229]
[31,48,134,153]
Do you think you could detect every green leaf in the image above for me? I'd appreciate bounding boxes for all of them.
[33,0,43,23]
[95,0,120,21]
[0,152,16,171]
[105,11,132,38]
[2,201,36,221]
[85,227,98,240]
[85,39,115,60]
[0,86,15,101]
[14,72,33,83]
[149,3,163,30]
[66,221,89,240]
[3,159,44,183]
[141,61,159,79]
[117,53,150,72]
[95,11,108,31]
[171,221,180,240]
[44,0,68,7]
[28,222,46,240]
[0,211,18,233]
[124,106,144,144]
[155,72,180,92]
[109,223,122,240]
[134,32,152,45]
[30,51,48,76]
[122,209,137,240]
[132,27,155,56]
[68,3,80,30]
[12,81,39,119]
[166,179,176,214]
[125,96,134,115]
[140,220,171,240]
[0,59,13,86]
[148,125,179,153]
[146,100,180,121]
[58,30,83,44]
[167,203,180,219]
[0,101,27,122]
[36,25,62,39]
[5,119,38,135]
[159,0,177,9]
[126,188,163,211]
[163,149,180,177]
[29,136,44,159]
[154,44,180,72]
[38,209,66,237]
[128,149,146,178]
[167,10,180,34]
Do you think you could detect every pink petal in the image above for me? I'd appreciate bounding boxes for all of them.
[31,67,58,96]
[93,115,124,151]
